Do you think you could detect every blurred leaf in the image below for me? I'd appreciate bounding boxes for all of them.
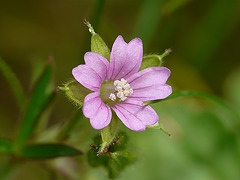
[182,0,240,69]
[21,144,83,158]
[100,111,119,153]
[59,80,92,107]
[0,139,12,153]
[0,57,26,110]
[162,0,191,15]
[92,0,106,31]
[108,151,137,179]
[58,111,84,140]
[224,67,240,110]
[16,64,52,146]
[87,148,108,167]
[134,0,165,47]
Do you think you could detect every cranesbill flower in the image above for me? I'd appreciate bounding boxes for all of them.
[72,36,172,131]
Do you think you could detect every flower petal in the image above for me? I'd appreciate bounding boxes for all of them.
[84,52,109,82]
[83,92,112,129]
[83,92,101,118]
[112,99,158,131]
[89,102,112,130]
[107,35,127,79]
[127,67,172,101]
[107,36,143,80]
[72,65,101,91]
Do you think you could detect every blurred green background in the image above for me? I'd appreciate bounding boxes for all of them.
[0,0,240,179]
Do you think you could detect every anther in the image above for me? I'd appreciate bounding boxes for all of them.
[109,78,133,102]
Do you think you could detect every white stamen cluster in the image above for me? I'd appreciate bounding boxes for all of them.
[109,78,133,101]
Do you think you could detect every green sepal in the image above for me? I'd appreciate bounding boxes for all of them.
[58,80,92,107]
[139,55,162,71]
[147,121,171,136]
[91,33,110,61]
[85,20,110,60]
[139,49,171,71]
[100,111,119,153]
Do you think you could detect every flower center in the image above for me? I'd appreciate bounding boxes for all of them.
[100,78,133,105]
[110,78,133,101]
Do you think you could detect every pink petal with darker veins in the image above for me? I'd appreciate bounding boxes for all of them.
[89,102,112,130]
[84,52,109,82]
[108,36,143,80]
[72,65,102,91]
[112,99,159,131]
[83,92,101,118]
[83,92,112,129]
[127,67,172,101]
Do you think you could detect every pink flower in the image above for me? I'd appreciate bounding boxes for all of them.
[72,36,172,131]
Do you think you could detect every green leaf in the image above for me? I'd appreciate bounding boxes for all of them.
[100,111,119,153]
[16,64,52,147]
[0,139,12,153]
[58,80,92,107]
[134,0,165,47]
[21,144,83,158]
[0,57,26,110]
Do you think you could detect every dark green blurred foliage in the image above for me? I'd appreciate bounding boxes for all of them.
[0,0,240,179]
[87,132,137,179]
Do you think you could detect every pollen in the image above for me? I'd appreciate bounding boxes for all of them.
[109,78,133,101]
[109,93,116,101]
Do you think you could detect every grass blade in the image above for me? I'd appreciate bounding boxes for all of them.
[21,144,83,159]
[16,64,52,147]
[0,57,26,110]
[134,0,165,47]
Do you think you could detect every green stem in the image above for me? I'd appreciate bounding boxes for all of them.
[143,91,240,131]
[100,111,119,153]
